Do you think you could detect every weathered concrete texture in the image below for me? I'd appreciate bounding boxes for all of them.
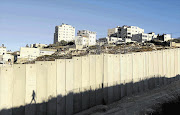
[162,50,168,85]
[153,51,159,87]
[132,53,139,94]
[107,54,114,104]
[46,61,57,115]
[157,51,163,86]
[126,54,133,96]
[148,52,155,89]
[13,64,26,115]
[73,57,82,113]
[143,52,149,91]
[95,54,103,105]
[56,59,66,115]
[0,67,14,115]
[81,56,90,110]
[66,59,74,115]
[120,54,127,97]
[89,55,96,107]
[103,54,108,104]
[36,61,47,115]
[25,64,36,115]
[113,54,121,101]
[138,53,144,93]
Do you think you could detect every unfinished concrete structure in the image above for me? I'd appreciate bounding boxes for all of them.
[0,48,180,115]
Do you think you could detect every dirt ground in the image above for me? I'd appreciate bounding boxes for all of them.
[76,80,180,115]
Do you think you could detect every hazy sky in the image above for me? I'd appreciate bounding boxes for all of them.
[1,0,180,51]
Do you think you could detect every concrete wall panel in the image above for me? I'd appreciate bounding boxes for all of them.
[89,55,96,107]
[0,67,14,115]
[132,53,139,94]
[107,54,114,103]
[36,61,47,115]
[46,61,57,115]
[162,50,168,85]
[113,54,121,100]
[13,64,26,115]
[81,56,90,110]
[73,57,82,113]
[56,59,66,115]
[138,53,144,93]
[120,54,127,97]
[25,64,36,115]
[95,55,103,105]
[66,59,74,115]
[103,54,108,104]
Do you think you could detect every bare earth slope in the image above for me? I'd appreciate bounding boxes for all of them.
[76,80,180,115]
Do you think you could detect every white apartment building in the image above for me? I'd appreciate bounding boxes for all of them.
[0,47,7,55]
[76,30,97,46]
[108,25,144,40]
[75,36,89,47]
[0,54,14,64]
[132,32,157,42]
[19,47,40,59]
[54,23,75,44]
[121,25,144,39]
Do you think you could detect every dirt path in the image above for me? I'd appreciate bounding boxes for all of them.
[76,80,180,115]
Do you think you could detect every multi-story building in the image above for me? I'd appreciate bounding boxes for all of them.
[76,30,96,46]
[54,23,75,44]
[108,25,144,40]
[107,26,121,37]
[120,25,144,39]
[0,46,7,55]
[132,32,157,42]
[157,34,172,41]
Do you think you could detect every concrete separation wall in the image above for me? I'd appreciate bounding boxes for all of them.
[1,48,180,115]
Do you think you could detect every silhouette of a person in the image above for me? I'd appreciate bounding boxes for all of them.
[30,90,36,104]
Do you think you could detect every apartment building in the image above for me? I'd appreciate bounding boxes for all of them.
[157,34,172,41]
[54,23,75,44]
[76,30,96,46]
[0,47,7,55]
[132,32,157,42]
[108,25,144,40]
[107,26,121,37]
[121,25,144,39]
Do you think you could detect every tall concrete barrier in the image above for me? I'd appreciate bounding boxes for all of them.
[113,54,121,101]
[36,61,47,115]
[73,57,82,113]
[66,59,74,115]
[143,52,149,91]
[89,55,96,107]
[157,51,163,86]
[25,64,36,115]
[0,67,14,115]
[120,54,127,97]
[107,54,114,103]
[56,59,66,115]
[1,48,180,115]
[103,54,108,104]
[132,53,139,94]
[95,55,103,105]
[81,56,90,110]
[13,65,26,115]
[46,61,57,115]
